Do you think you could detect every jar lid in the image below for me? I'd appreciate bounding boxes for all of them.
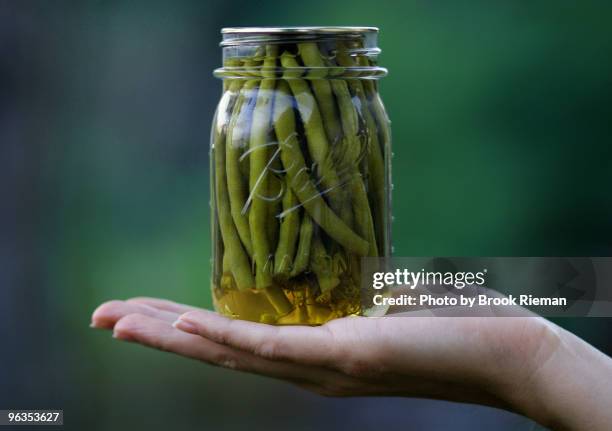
[221,27,378,35]
[220,27,380,47]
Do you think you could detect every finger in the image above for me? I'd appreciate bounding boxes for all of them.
[173,309,341,367]
[126,297,201,314]
[113,313,357,389]
[91,300,179,329]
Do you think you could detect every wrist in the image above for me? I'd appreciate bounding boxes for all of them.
[505,320,612,430]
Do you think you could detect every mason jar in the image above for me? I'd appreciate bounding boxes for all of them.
[210,27,391,325]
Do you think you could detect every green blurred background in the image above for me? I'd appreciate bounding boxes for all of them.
[2,0,611,430]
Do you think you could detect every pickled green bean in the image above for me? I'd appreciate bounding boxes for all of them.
[335,44,386,254]
[331,76,379,257]
[310,236,340,294]
[249,48,277,289]
[298,43,342,145]
[290,213,313,276]
[279,52,347,214]
[273,80,369,256]
[226,79,256,257]
[213,93,254,290]
[222,58,241,91]
[266,168,281,250]
[274,184,300,276]
[297,44,355,230]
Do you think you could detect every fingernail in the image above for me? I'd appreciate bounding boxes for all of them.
[113,331,131,341]
[173,318,198,334]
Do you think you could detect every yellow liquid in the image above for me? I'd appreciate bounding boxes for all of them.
[212,273,362,325]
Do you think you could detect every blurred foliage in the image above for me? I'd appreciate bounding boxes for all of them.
[2,0,611,430]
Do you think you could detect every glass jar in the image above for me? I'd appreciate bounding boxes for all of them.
[210,27,391,325]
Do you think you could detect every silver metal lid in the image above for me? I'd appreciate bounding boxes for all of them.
[221,26,378,35]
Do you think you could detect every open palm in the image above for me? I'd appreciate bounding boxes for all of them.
[91,298,561,413]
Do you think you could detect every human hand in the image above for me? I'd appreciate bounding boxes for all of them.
[91,298,612,431]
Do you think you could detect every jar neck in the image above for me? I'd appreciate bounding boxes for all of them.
[214,27,387,80]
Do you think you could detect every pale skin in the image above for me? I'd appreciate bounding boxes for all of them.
[91,298,612,430]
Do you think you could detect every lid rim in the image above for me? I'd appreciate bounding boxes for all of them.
[221,26,379,35]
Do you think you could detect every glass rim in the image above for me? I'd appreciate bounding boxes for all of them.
[213,66,388,80]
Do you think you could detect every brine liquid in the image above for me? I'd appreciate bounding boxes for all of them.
[212,273,362,325]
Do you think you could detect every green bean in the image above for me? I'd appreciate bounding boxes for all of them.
[331,77,379,257]
[355,53,391,257]
[212,115,226,282]
[350,177,378,256]
[217,79,244,274]
[262,45,278,79]
[248,47,277,289]
[222,58,239,88]
[213,91,254,291]
[222,251,230,274]
[274,184,300,276]
[290,213,313,276]
[273,80,369,256]
[264,284,292,316]
[310,236,340,294]
[356,52,391,162]
[279,52,347,214]
[362,90,390,255]
[266,152,284,251]
[263,46,282,253]
[330,79,362,168]
[242,46,265,77]
[325,76,374,287]
[298,43,342,145]
[335,44,386,255]
[367,88,391,157]
[223,58,242,91]
[226,79,256,257]
[299,42,372,294]
[360,89,386,255]
[297,44,355,232]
